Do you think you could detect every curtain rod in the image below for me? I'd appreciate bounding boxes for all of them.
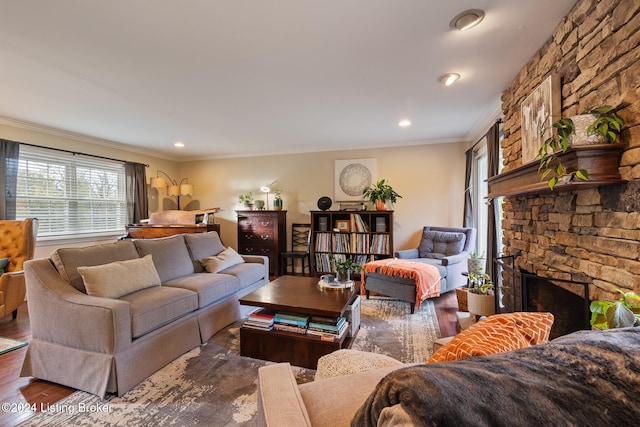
[469,118,503,152]
[18,141,149,167]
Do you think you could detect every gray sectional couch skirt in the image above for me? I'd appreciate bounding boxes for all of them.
[20,232,269,397]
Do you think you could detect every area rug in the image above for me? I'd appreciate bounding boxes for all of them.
[18,297,439,426]
[0,336,28,355]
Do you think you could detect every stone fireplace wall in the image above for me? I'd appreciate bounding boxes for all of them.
[499,0,640,301]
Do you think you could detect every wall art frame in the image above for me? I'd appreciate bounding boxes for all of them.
[520,74,561,165]
[334,158,377,202]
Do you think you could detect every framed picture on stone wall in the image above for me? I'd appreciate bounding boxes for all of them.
[520,74,561,164]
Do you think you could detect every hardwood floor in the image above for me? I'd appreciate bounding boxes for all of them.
[0,291,459,426]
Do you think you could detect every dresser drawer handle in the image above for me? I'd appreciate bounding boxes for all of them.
[260,235,270,240]
[244,234,253,239]
[245,248,255,253]
[260,248,270,254]
[261,221,271,226]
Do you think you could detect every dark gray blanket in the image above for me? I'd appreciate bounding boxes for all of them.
[352,327,640,427]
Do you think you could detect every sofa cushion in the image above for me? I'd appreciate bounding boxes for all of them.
[119,286,198,338]
[200,247,245,273]
[164,273,240,308]
[133,235,195,283]
[78,254,161,299]
[184,232,226,273]
[427,312,554,363]
[51,240,140,292]
[418,231,466,259]
[220,262,266,292]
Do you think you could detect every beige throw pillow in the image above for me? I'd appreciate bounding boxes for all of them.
[78,254,162,299]
[200,247,245,273]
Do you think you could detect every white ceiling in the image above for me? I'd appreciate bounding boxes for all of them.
[0,0,577,160]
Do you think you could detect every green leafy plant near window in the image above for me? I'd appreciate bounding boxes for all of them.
[590,289,640,330]
[536,105,624,190]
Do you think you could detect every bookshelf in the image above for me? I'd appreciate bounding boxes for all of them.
[310,210,393,277]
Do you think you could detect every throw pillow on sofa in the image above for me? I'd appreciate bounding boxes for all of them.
[77,254,162,299]
[428,312,554,363]
[200,247,245,273]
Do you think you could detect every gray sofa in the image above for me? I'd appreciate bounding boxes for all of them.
[364,226,476,311]
[20,232,268,397]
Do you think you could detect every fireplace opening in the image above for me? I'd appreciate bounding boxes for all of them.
[521,273,590,339]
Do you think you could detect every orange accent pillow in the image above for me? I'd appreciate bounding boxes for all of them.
[427,312,554,364]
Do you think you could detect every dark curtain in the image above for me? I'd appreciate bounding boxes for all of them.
[126,162,149,223]
[463,147,473,227]
[0,139,20,220]
[486,121,501,279]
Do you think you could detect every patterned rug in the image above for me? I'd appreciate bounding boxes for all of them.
[0,336,28,355]
[18,297,440,426]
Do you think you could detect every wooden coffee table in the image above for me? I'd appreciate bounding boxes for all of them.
[239,275,360,369]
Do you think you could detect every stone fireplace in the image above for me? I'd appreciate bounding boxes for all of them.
[493,0,640,308]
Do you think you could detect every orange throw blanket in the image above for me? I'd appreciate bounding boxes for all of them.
[362,258,441,311]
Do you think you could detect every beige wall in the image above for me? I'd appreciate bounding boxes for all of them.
[2,120,469,257]
[177,142,468,252]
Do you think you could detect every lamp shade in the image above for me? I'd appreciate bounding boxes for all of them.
[150,177,167,188]
[180,184,194,196]
[167,185,180,196]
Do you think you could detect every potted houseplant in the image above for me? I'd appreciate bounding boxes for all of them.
[467,251,486,274]
[590,289,640,330]
[330,254,362,283]
[273,189,283,211]
[466,273,495,318]
[239,192,254,209]
[537,105,624,190]
[362,179,402,211]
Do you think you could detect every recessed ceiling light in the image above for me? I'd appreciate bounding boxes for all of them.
[450,9,485,31]
[174,141,185,148]
[437,73,461,86]
[398,120,412,127]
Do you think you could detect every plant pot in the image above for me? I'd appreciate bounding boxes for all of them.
[336,270,350,283]
[467,291,495,317]
[569,114,607,146]
[374,200,388,211]
[467,258,485,274]
[254,200,265,210]
[243,202,254,210]
[273,199,283,211]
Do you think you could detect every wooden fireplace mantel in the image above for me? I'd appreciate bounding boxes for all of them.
[488,143,625,198]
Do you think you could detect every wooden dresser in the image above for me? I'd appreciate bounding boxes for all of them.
[236,210,286,276]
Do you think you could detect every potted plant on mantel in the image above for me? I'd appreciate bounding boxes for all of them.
[362,179,402,210]
[273,189,283,211]
[537,105,625,190]
[466,272,495,319]
[330,255,362,283]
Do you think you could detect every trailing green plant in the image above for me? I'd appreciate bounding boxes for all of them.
[362,179,402,204]
[330,254,362,274]
[238,192,253,203]
[589,289,640,330]
[536,105,624,190]
[468,273,494,295]
[469,251,485,259]
[274,189,282,201]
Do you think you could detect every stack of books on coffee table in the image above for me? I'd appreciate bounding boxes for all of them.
[273,312,310,334]
[243,308,276,331]
[306,315,349,342]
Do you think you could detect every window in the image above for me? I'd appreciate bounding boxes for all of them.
[16,147,128,239]
[472,142,489,255]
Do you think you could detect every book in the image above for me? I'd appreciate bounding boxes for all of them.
[309,315,341,326]
[242,323,274,331]
[275,312,311,323]
[250,308,276,319]
[273,323,308,334]
[307,321,349,340]
[308,317,345,332]
[274,317,309,327]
